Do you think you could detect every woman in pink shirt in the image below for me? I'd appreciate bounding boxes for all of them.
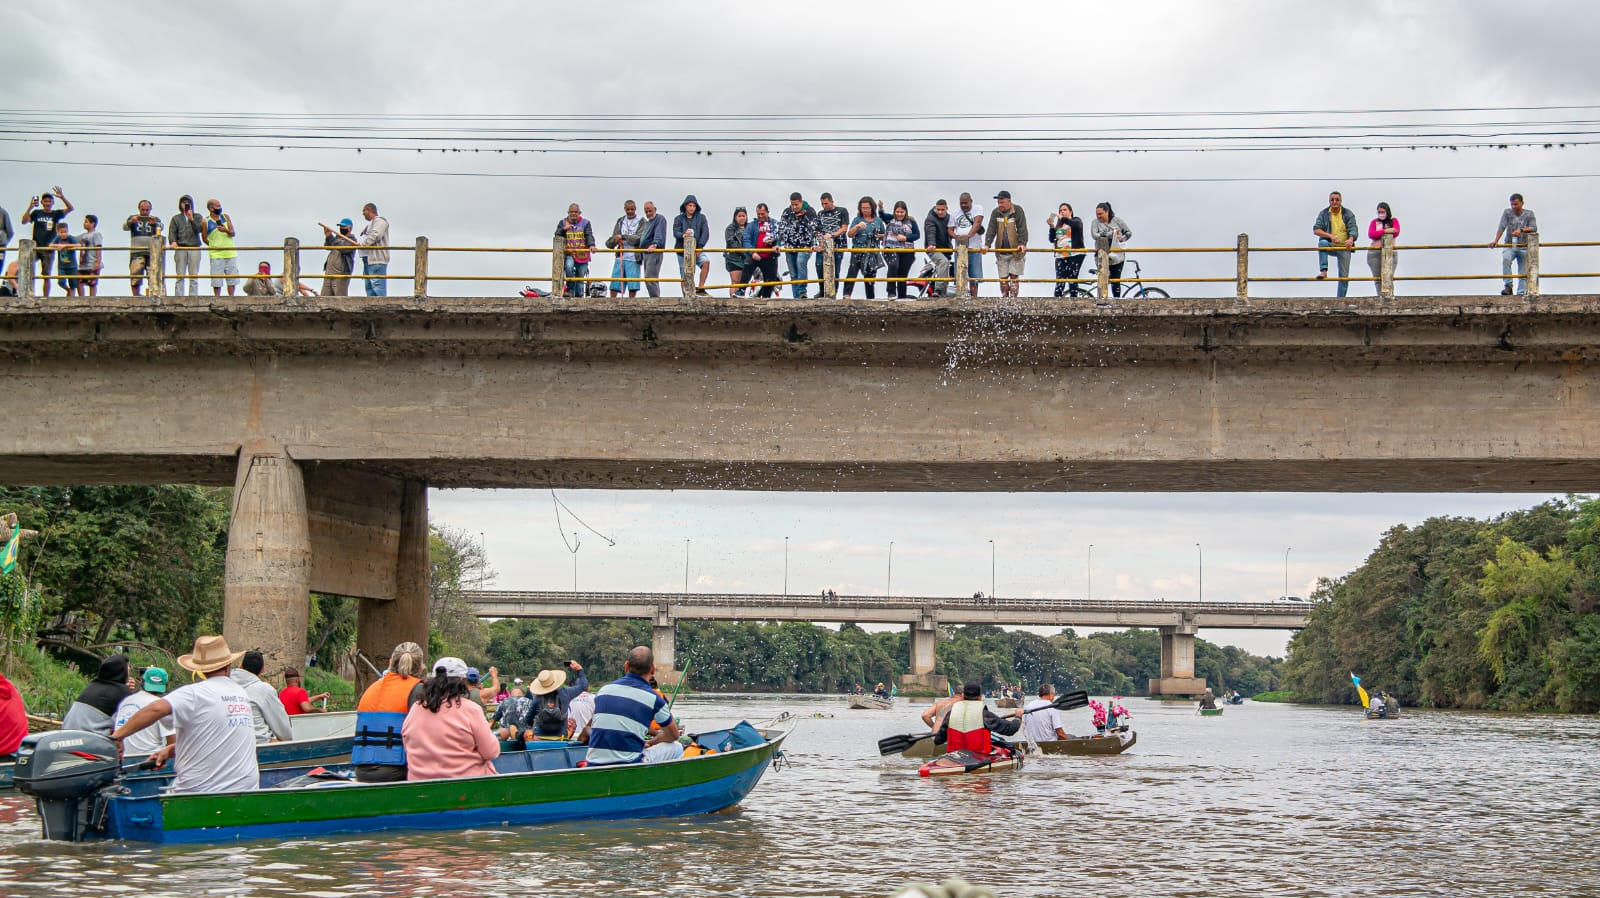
[1366,202,1400,293]
[401,656,500,781]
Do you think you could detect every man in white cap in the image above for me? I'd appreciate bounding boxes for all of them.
[111,634,259,794]
[112,667,175,759]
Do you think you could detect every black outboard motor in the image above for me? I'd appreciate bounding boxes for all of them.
[13,731,122,840]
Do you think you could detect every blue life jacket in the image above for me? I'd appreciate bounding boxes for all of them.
[352,710,407,766]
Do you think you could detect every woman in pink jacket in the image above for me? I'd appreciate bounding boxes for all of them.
[1366,202,1400,293]
[401,656,500,781]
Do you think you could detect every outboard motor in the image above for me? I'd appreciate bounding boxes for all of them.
[13,731,121,840]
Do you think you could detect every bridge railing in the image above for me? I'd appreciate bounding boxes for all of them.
[10,234,1589,301]
[467,589,1310,616]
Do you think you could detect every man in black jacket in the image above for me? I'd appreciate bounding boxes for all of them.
[924,199,953,297]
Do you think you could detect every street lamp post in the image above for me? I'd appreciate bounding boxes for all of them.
[887,540,894,598]
[1284,546,1291,600]
[1087,544,1094,600]
[1196,542,1203,602]
[989,539,996,599]
[479,531,486,592]
[784,536,789,596]
[571,531,580,593]
[684,538,690,595]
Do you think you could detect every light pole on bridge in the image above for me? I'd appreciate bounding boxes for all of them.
[570,531,580,593]
[988,540,995,599]
[887,540,894,598]
[1087,544,1093,601]
[1196,542,1203,602]
[783,536,789,597]
[684,538,690,596]
[1284,546,1291,600]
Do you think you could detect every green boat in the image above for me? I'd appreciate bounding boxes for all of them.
[1199,707,1225,716]
[16,724,789,844]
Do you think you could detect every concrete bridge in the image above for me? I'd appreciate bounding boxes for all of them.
[469,590,1311,694]
[1,291,1594,687]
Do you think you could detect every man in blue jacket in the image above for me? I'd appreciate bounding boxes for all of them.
[673,195,711,297]
[1313,191,1359,297]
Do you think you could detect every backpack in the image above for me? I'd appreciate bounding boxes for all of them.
[533,694,568,737]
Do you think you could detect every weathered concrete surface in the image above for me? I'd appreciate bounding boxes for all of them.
[1,294,1597,491]
[355,479,429,694]
[223,452,311,677]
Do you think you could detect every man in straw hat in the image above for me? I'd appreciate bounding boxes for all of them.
[111,635,259,794]
[522,660,588,741]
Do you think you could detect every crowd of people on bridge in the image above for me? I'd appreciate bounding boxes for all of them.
[0,186,1541,301]
[0,632,693,795]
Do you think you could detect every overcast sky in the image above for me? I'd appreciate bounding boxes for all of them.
[6,2,1593,656]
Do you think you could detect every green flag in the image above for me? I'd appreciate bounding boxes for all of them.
[1,526,18,574]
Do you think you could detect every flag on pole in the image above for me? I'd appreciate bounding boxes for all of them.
[1350,672,1370,709]
[1,526,19,574]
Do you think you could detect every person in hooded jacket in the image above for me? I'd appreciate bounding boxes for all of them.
[673,195,712,297]
[60,654,133,736]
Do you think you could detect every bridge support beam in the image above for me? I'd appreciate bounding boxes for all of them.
[899,617,948,693]
[1150,623,1208,697]
[223,451,312,679]
[354,478,430,694]
[652,611,680,687]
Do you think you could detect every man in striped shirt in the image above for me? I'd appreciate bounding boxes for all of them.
[584,647,682,766]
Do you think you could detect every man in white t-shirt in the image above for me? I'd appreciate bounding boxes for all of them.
[111,635,259,794]
[566,689,596,742]
[113,667,175,758]
[1021,683,1069,744]
[948,192,985,297]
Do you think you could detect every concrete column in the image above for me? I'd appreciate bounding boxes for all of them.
[552,234,565,298]
[283,238,300,299]
[413,236,428,299]
[1149,623,1208,697]
[147,240,165,300]
[652,609,678,686]
[355,478,429,694]
[1097,248,1111,298]
[1379,234,1396,300]
[224,452,312,679]
[821,235,837,298]
[681,233,697,298]
[908,621,937,675]
[1235,233,1249,300]
[17,240,35,299]
[954,243,969,296]
[1526,232,1540,297]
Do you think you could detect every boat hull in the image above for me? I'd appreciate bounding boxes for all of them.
[918,749,1021,777]
[846,694,892,710]
[1032,730,1137,756]
[95,730,786,844]
[1199,708,1225,716]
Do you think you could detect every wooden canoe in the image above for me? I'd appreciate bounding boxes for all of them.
[1199,707,1225,716]
[994,698,1021,709]
[1032,729,1137,756]
[846,694,893,710]
[68,726,788,843]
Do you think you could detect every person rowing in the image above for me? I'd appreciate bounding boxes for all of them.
[936,682,1023,757]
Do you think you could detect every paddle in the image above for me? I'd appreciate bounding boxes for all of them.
[878,690,1089,755]
[666,657,692,713]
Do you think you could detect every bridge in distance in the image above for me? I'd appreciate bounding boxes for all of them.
[469,590,1312,695]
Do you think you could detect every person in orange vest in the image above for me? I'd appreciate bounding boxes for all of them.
[936,682,1023,757]
[352,642,426,783]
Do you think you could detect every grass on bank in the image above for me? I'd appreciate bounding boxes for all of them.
[1250,690,1299,703]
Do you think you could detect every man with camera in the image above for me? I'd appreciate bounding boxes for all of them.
[522,659,588,742]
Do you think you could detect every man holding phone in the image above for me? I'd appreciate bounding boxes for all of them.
[204,199,238,296]
[22,187,74,296]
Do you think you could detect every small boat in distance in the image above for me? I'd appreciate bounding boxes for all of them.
[846,694,893,710]
[1199,707,1225,717]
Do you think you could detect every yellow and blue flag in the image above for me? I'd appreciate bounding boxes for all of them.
[0,526,19,574]
[1350,672,1370,708]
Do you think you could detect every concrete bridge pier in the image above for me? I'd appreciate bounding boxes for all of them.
[223,452,313,678]
[652,610,680,687]
[353,479,430,693]
[899,615,949,693]
[1150,622,1208,697]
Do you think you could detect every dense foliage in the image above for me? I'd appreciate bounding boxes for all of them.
[1283,497,1600,713]
[482,617,1283,696]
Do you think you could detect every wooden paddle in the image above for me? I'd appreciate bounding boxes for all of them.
[877,690,1088,755]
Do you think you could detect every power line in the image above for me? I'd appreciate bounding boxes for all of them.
[5,156,1595,183]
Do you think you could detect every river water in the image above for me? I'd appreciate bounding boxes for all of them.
[1,695,1596,898]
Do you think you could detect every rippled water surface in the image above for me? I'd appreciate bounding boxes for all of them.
[2,695,1597,898]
